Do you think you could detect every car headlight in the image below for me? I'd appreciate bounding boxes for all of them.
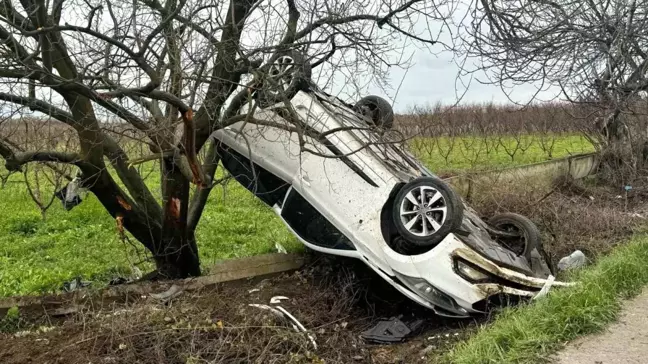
[455,260,491,282]
[393,272,467,315]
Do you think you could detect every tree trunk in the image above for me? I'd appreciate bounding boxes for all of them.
[155,157,201,278]
[598,112,646,185]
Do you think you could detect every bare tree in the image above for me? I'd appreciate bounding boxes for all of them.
[463,0,648,181]
[0,0,451,278]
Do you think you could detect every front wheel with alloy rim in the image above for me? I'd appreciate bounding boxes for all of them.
[392,177,464,247]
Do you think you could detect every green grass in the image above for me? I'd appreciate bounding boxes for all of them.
[443,231,648,364]
[409,134,594,173]
[0,134,594,297]
[0,168,302,297]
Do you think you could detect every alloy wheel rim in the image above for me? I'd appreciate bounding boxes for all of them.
[266,55,296,96]
[399,186,447,237]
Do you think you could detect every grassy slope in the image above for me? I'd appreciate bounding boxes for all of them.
[443,231,648,364]
[0,135,593,297]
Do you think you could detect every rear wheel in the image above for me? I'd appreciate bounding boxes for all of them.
[353,95,394,129]
[488,213,540,258]
[392,177,463,247]
[489,213,555,277]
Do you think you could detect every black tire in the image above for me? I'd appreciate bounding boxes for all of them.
[488,213,541,259]
[257,50,312,107]
[353,95,394,129]
[392,176,464,247]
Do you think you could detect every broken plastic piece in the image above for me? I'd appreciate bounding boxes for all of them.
[557,250,586,271]
[150,284,183,302]
[249,304,288,321]
[275,242,287,254]
[361,316,424,344]
[270,296,290,304]
[248,301,317,349]
[61,277,91,292]
[275,306,318,349]
[532,274,555,300]
[55,177,83,211]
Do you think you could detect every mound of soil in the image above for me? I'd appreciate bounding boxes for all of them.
[0,255,478,364]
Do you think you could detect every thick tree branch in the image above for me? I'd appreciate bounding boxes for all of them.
[3,150,82,172]
[0,92,75,124]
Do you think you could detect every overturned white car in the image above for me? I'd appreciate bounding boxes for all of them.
[212,51,566,317]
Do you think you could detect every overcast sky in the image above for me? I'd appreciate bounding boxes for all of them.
[376,50,561,112]
[350,4,563,113]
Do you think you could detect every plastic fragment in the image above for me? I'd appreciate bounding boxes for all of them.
[557,250,587,271]
[275,242,287,254]
[270,296,290,304]
[533,274,555,300]
[248,297,317,349]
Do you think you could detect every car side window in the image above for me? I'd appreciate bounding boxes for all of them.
[280,189,355,250]
[218,144,290,207]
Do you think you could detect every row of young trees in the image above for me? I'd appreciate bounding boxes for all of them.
[1,0,647,278]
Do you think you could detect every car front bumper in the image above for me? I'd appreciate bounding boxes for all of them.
[381,233,571,316]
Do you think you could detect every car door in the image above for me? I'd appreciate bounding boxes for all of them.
[214,109,304,208]
[279,187,355,251]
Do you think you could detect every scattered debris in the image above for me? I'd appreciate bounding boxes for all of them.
[275,242,287,254]
[248,296,317,349]
[131,266,143,280]
[61,277,91,292]
[0,258,477,363]
[108,266,144,286]
[38,326,55,333]
[13,330,32,338]
[275,306,318,349]
[558,250,587,271]
[249,304,287,320]
[270,296,290,304]
[150,285,183,302]
[533,275,555,300]
[361,316,424,344]
[54,176,83,211]
[419,345,437,356]
[247,288,260,294]
[109,277,129,286]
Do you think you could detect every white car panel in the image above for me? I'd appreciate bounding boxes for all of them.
[212,86,563,316]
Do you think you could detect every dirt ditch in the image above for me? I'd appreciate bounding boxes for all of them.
[0,255,480,364]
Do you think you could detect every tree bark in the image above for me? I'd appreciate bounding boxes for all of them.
[156,157,201,278]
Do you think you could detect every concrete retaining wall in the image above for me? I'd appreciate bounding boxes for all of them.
[445,152,600,197]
